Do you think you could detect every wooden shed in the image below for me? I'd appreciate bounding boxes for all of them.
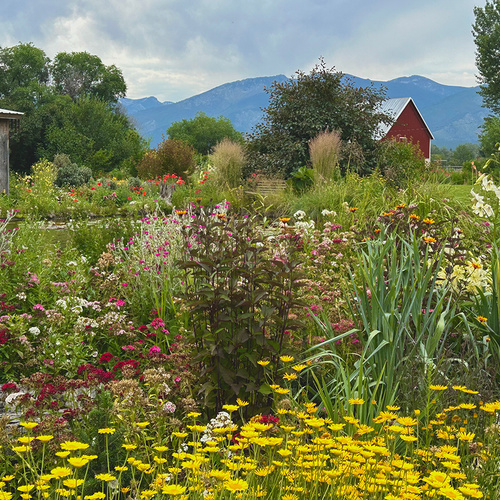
[377,97,433,160]
[0,108,23,194]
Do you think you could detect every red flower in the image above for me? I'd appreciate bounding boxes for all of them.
[99,352,115,364]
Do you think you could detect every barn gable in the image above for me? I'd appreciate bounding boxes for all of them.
[377,97,433,160]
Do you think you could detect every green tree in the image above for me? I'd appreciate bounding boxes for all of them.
[137,137,195,180]
[0,43,49,99]
[167,111,243,155]
[50,51,126,104]
[0,43,141,173]
[38,97,144,173]
[451,143,480,165]
[247,59,391,177]
[479,116,500,157]
[473,1,500,114]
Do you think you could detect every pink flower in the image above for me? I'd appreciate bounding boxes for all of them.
[116,300,126,307]
[149,346,161,355]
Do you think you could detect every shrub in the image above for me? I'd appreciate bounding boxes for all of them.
[137,137,195,180]
[209,138,246,189]
[309,129,342,183]
[53,153,93,187]
[376,138,426,187]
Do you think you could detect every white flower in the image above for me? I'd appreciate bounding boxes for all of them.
[293,210,306,220]
[28,326,40,336]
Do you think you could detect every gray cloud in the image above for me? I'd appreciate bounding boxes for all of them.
[0,0,483,101]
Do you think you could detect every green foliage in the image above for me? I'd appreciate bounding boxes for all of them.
[51,51,126,104]
[305,230,456,416]
[0,43,142,173]
[479,115,500,159]
[376,138,426,188]
[167,111,243,155]
[473,0,500,114]
[54,154,93,187]
[289,166,314,194]
[209,138,246,189]
[247,58,390,177]
[137,137,195,180]
[178,211,305,413]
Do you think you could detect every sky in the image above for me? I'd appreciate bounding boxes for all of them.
[0,0,486,103]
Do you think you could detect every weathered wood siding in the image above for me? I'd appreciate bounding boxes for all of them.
[0,120,9,194]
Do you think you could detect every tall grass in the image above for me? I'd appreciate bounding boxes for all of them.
[209,138,246,189]
[309,129,342,184]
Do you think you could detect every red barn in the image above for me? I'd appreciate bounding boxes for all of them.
[377,97,433,160]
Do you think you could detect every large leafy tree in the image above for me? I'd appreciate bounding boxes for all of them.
[473,1,500,114]
[167,111,243,155]
[51,51,126,104]
[247,59,391,177]
[0,43,141,173]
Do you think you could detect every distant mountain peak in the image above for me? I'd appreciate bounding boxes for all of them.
[120,73,485,149]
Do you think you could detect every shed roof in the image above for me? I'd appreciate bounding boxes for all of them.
[0,108,24,120]
[376,97,433,140]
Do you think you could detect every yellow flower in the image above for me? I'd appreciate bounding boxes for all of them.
[67,457,89,468]
[386,405,400,411]
[63,479,84,489]
[280,356,294,363]
[98,428,116,434]
[397,417,418,426]
[154,445,169,452]
[283,373,297,381]
[36,435,54,443]
[457,431,475,442]
[50,467,72,479]
[349,398,365,405]
[0,491,13,500]
[140,490,157,499]
[279,217,291,223]
[187,412,201,418]
[161,484,187,495]
[20,422,38,430]
[95,473,116,482]
[60,441,89,451]
[136,422,150,428]
[400,435,418,442]
[122,444,137,450]
[424,236,437,244]
[430,385,448,391]
[115,466,128,471]
[274,388,290,395]
[477,316,487,323]
[292,364,307,372]
[257,360,270,366]
[224,479,249,492]
[1,476,14,481]
[236,398,249,406]
[12,445,30,453]
[56,451,71,458]
[222,404,240,412]
[84,493,106,500]
[18,436,35,444]
[423,217,435,224]
[17,485,35,493]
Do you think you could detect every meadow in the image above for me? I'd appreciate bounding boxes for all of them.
[0,161,499,500]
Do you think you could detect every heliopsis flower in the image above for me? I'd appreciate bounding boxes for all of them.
[279,217,291,223]
[161,484,187,495]
[84,493,106,500]
[348,398,365,405]
[187,412,201,418]
[280,355,294,363]
[274,388,290,395]
[95,473,116,482]
[430,385,448,391]
[422,218,435,224]
[12,446,30,453]
[349,207,358,212]
[154,445,168,452]
[56,451,71,458]
[136,422,150,428]
[283,373,297,381]
[17,485,35,493]
[222,404,239,413]
[50,467,72,478]
[457,431,475,442]
[122,444,137,450]
[67,457,89,468]
[140,490,157,499]
[20,422,38,430]
[257,360,270,366]
[60,441,89,451]
[98,428,116,434]
[292,364,307,372]
[0,491,13,500]
[236,398,249,406]
[224,479,248,492]
[63,479,84,489]
[36,435,54,443]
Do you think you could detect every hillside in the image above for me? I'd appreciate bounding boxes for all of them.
[120,74,486,149]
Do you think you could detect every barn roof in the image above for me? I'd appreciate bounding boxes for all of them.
[376,97,434,140]
[0,108,24,120]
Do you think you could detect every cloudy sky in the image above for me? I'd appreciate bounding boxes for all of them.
[0,0,485,102]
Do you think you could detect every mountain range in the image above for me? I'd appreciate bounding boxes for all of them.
[120,74,489,149]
